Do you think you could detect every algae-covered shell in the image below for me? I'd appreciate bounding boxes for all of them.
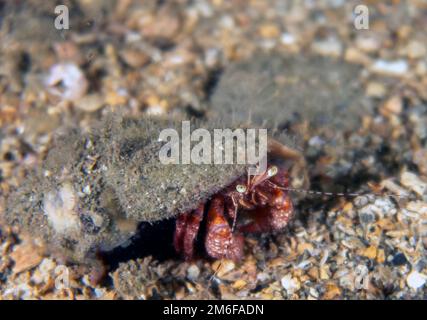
[4,115,267,263]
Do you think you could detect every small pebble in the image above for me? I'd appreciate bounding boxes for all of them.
[405,41,426,59]
[344,47,371,65]
[280,33,296,45]
[406,271,427,290]
[381,95,402,115]
[360,245,377,260]
[311,38,342,58]
[355,35,381,53]
[259,24,280,38]
[120,49,149,68]
[401,171,427,196]
[75,94,104,112]
[366,82,387,98]
[323,283,341,299]
[359,209,376,224]
[392,253,408,266]
[280,274,300,295]
[413,150,427,176]
[10,240,44,275]
[186,264,200,281]
[370,59,409,77]
[211,260,235,278]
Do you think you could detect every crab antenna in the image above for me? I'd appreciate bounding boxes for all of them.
[267,181,411,200]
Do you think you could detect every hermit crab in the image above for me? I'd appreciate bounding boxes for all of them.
[174,164,293,261]
[174,139,306,262]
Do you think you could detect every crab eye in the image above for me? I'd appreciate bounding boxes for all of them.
[236,184,247,193]
[267,166,278,177]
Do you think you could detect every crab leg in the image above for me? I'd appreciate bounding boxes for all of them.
[173,212,188,255]
[205,196,244,261]
[239,189,293,233]
[174,204,204,260]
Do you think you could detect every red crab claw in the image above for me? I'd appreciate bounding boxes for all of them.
[239,189,293,233]
[205,196,244,261]
[174,204,204,260]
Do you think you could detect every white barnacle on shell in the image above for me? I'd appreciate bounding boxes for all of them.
[43,183,80,235]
